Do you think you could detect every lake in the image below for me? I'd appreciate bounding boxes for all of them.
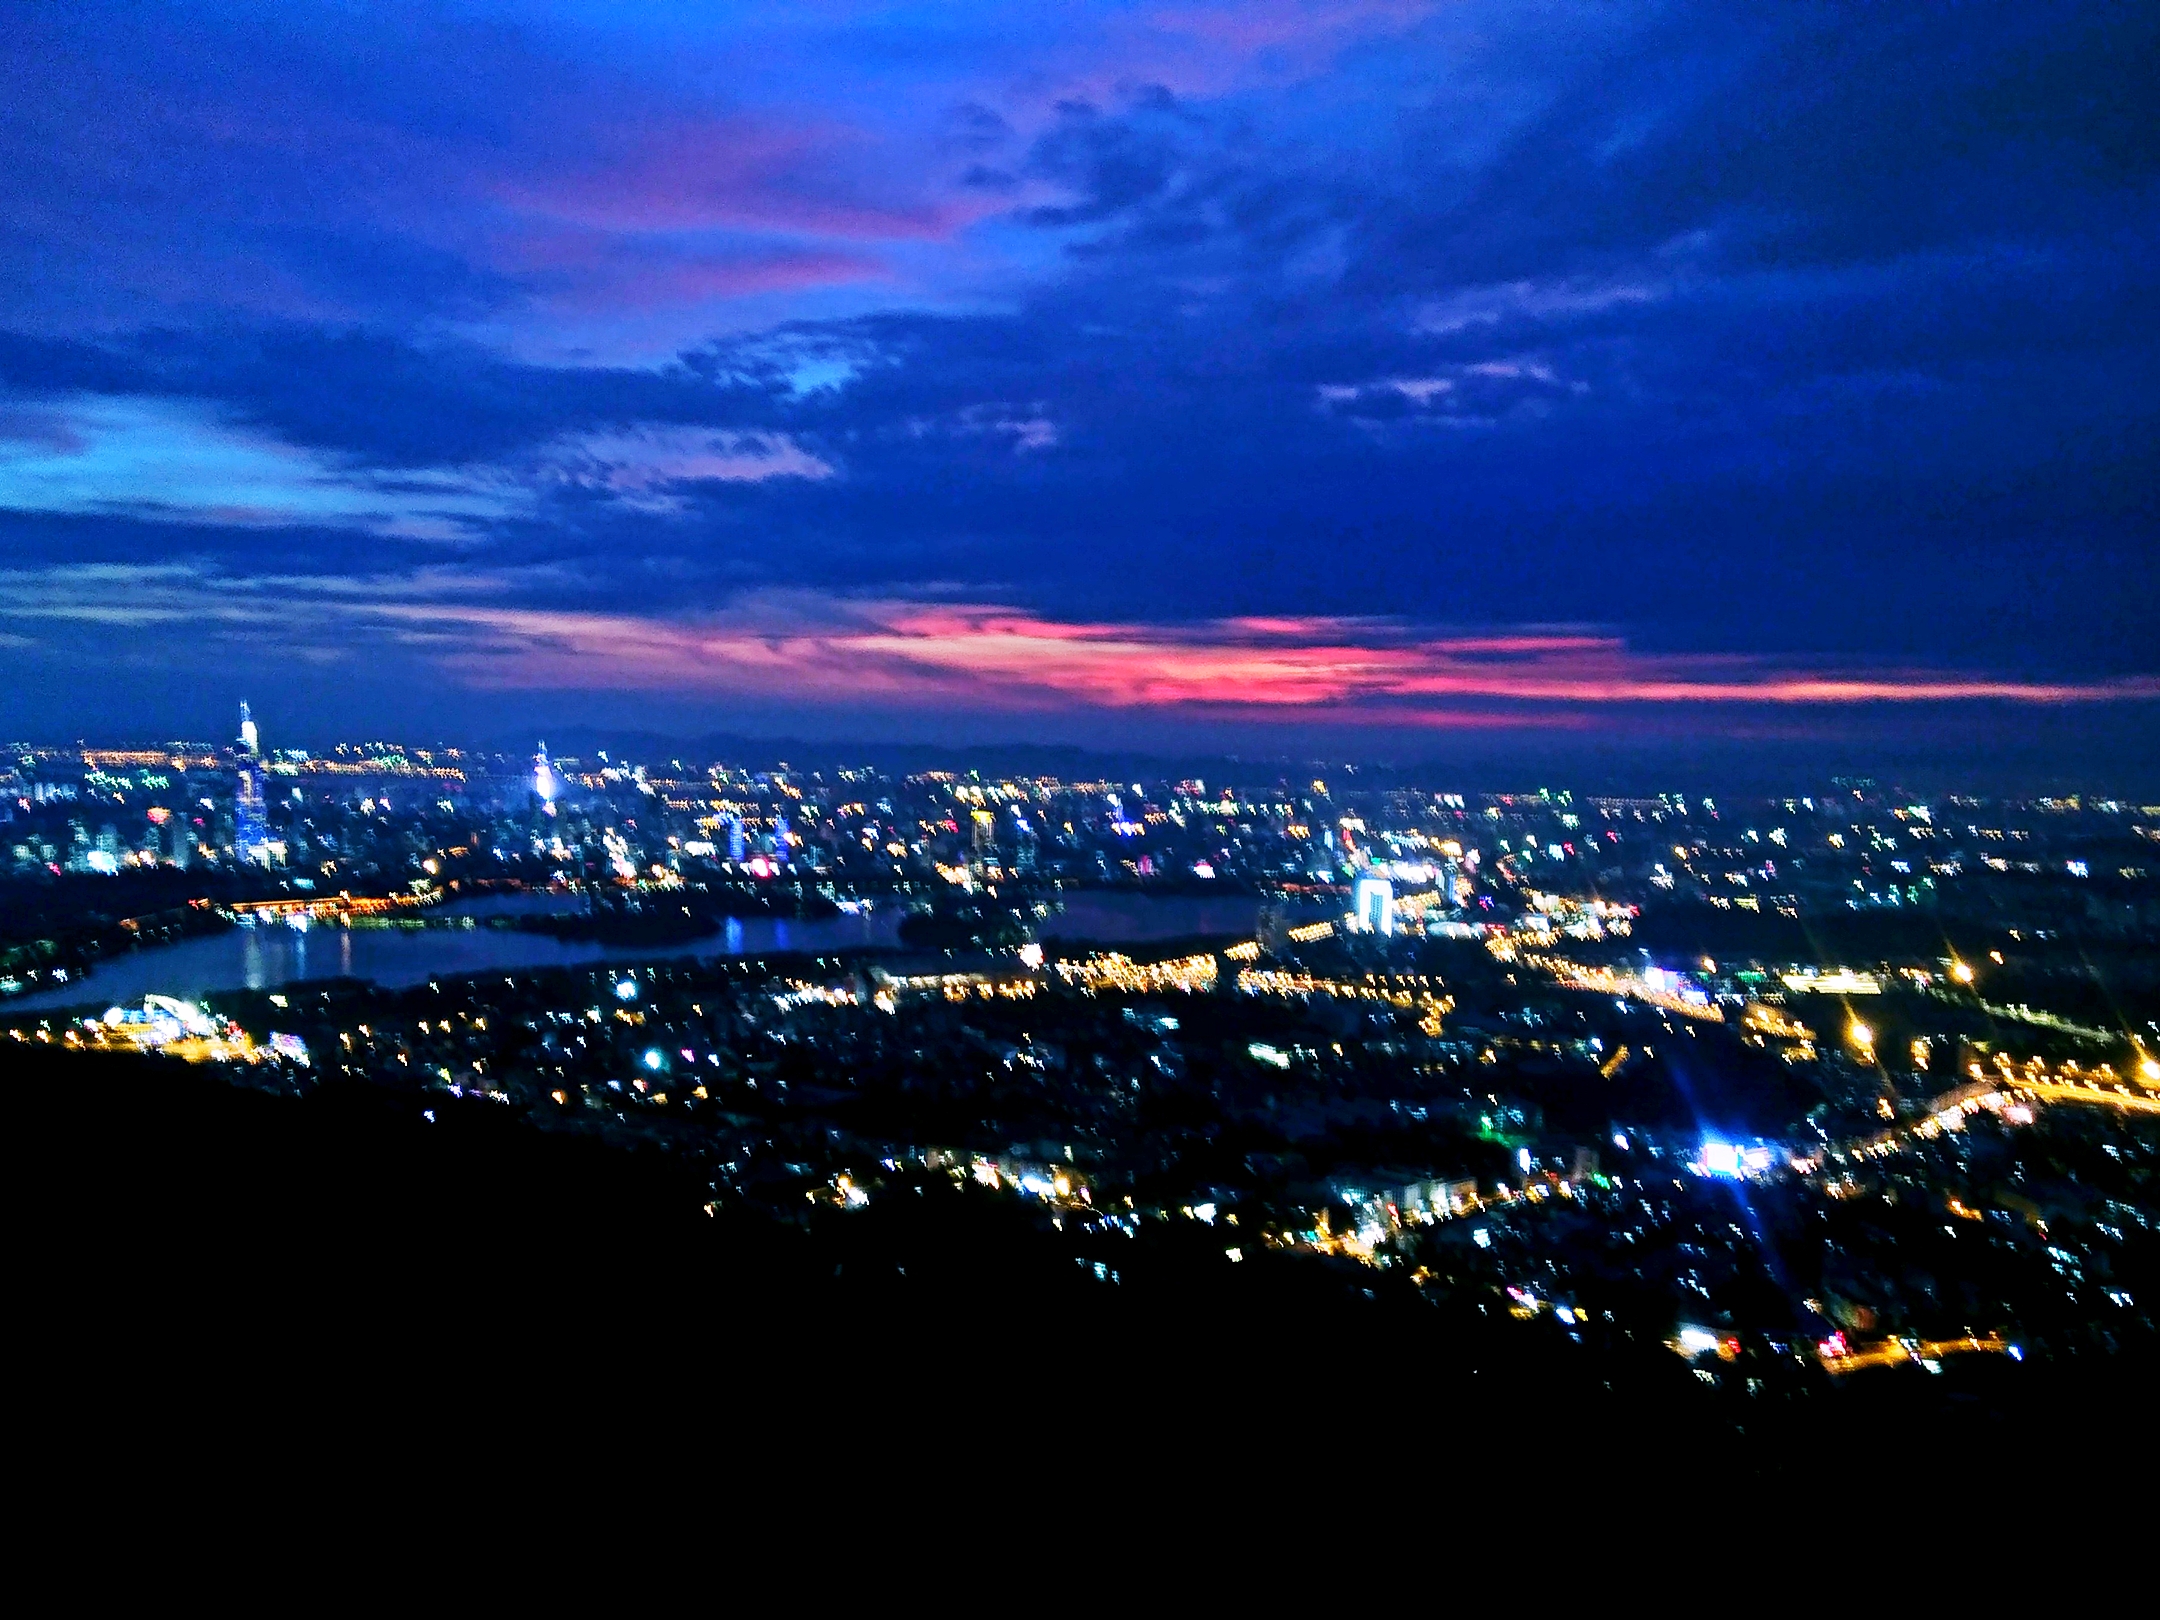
[1045,891,1264,943]
[2,889,1273,1012]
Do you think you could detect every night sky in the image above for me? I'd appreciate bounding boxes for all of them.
[2,3,2154,777]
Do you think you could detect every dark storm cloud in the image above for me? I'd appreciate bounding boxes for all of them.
[1355,3,2160,291]
[1020,93,1197,227]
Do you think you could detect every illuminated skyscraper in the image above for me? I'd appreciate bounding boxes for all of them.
[533,741,559,814]
[1353,875,1395,936]
[233,700,269,864]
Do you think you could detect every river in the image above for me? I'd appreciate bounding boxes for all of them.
[2,889,1271,1012]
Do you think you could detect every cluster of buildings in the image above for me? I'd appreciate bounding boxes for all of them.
[10,721,2157,955]
[7,727,2160,1392]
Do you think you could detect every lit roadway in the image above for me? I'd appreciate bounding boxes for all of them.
[1819,1333,2009,1376]
[2019,1080,2160,1116]
[1517,952,1725,1022]
[1819,1063,2160,1166]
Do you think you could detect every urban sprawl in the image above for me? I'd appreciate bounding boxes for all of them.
[8,708,2160,1398]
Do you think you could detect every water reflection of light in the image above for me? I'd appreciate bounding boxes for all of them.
[0,892,1092,1009]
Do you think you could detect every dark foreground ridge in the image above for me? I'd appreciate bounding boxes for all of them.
[16,1045,2143,1465]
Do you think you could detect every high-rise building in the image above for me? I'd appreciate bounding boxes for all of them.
[533,742,559,814]
[1353,875,1395,936]
[233,700,269,864]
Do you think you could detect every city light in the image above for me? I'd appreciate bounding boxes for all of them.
[5,726,2154,1435]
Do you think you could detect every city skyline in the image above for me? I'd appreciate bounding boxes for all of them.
[11,717,2157,1417]
[2,4,2155,770]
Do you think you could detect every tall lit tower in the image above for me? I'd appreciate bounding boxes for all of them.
[233,700,268,863]
[533,741,559,815]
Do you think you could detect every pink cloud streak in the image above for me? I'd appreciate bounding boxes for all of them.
[487,224,885,310]
[488,116,990,243]
[7,567,2151,726]
[365,596,2160,718]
